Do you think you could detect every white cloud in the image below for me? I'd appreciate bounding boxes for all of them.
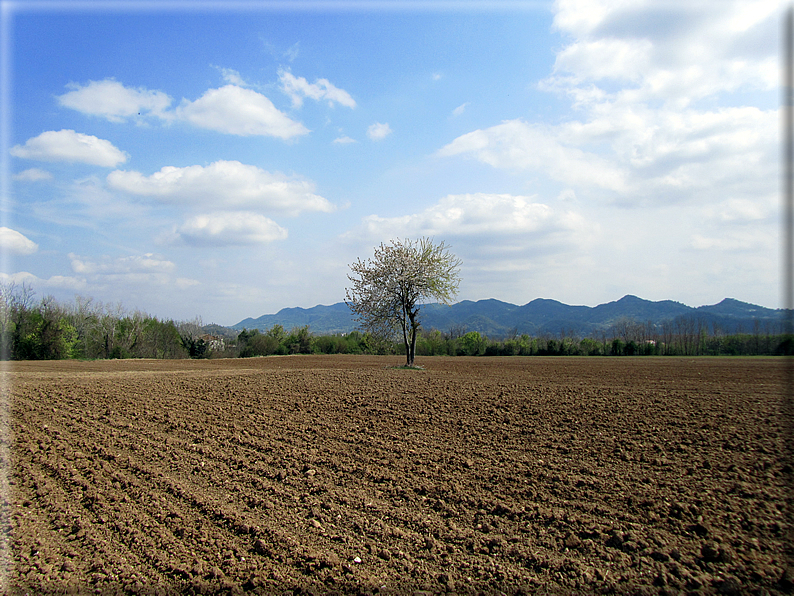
[333,135,357,144]
[174,212,288,246]
[278,69,356,109]
[176,85,309,138]
[0,228,38,255]
[57,79,309,140]
[452,103,469,117]
[553,37,652,85]
[5,254,201,303]
[213,65,249,87]
[57,79,173,122]
[440,3,778,209]
[438,119,627,193]
[0,271,86,291]
[549,0,778,103]
[353,192,592,243]
[107,160,335,216]
[69,252,176,275]
[345,193,598,305]
[13,168,52,182]
[63,253,178,291]
[10,130,129,167]
[367,122,392,141]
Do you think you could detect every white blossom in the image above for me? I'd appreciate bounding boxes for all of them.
[346,238,461,366]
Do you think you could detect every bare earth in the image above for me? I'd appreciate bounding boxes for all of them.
[2,355,792,595]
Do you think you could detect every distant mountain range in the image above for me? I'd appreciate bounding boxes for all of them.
[230,295,785,338]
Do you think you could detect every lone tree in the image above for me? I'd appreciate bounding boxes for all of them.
[346,237,462,366]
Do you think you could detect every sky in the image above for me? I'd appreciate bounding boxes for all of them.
[0,0,784,326]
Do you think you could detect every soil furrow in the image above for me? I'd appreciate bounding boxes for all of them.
[4,355,791,594]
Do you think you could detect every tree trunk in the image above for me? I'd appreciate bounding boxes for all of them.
[406,309,419,366]
[400,305,411,366]
[408,321,418,366]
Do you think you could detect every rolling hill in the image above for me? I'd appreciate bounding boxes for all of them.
[231,295,785,338]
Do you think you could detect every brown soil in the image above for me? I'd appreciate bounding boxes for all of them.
[2,355,792,595]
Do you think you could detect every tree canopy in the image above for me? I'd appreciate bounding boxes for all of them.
[345,237,462,366]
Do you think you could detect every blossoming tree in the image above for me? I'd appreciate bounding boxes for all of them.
[346,238,462,366]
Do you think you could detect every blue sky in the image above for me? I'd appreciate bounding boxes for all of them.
[1,0,782,326]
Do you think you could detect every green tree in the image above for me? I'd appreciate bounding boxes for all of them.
[266,324,287,344]
[237,329,277,357]
[346,237,461,367]
[460,331,486,356]
[285,326,312,354]
[12,295,77,360]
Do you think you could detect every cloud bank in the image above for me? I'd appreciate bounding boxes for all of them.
[438,1,778,208]
[354,193,592,251]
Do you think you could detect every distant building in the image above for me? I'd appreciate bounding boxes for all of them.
[199,334,225,352]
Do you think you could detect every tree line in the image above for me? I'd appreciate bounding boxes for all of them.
[0,283,189,360]
[1,283,789,361]
[409,323,792,357]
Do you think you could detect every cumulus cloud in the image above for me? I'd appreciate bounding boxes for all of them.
[58,79,308,140]
[545,0,778,106]
[57,79,173,122]
[367,122,392,141]
[107,160,335,215]
[10,130,129,167]
[0,227,38,255]
[333,135,357,144]
[551,37,653,87]
[346,193,597,303]
[176,85,309,138]
[278,69,356,109]
[439,105,776,206]
[174,212,288,246]
[13,168,52,182]
[439,2,779,208]
[353,193,591,243]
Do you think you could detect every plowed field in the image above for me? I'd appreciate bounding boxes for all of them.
[2,355,792,595]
